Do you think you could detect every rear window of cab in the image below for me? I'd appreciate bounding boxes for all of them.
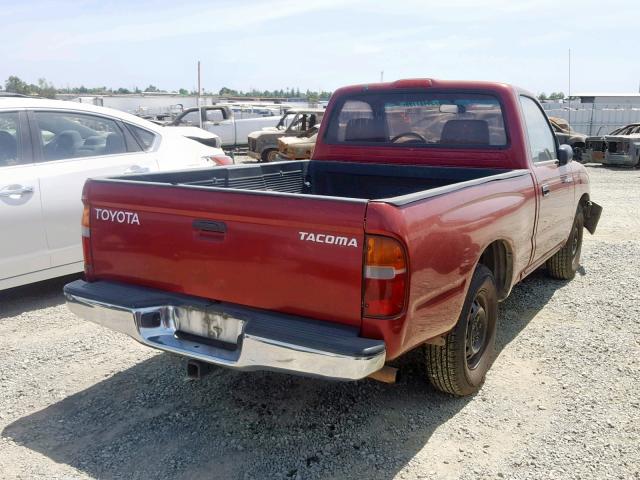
[324,92,508,148]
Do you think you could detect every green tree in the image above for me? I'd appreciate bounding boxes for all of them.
[37,78,57,98]
[145,84,159,92]
[219,86,237,96]
[538,92,548,101]
[5,76,30,95]
[178,88,189,95]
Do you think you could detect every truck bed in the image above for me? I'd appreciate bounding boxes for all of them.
[83,160,530,330]
[117,160,524,204]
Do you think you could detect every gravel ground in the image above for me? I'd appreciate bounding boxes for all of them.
[1,165,639,480]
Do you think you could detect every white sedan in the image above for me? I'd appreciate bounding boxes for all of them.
[0,97,232,290]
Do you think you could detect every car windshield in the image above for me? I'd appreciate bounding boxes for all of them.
[609,124,640,135]
[325,92,508,147]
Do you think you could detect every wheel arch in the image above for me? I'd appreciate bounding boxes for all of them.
[578,192,590,208]
[476,239,514,301]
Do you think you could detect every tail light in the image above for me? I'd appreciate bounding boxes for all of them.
[81,202,94,278]
[203,154,234,166]
[363,235,407,317]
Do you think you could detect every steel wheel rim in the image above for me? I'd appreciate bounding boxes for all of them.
[465,294,488,370]
[571,224,579,256]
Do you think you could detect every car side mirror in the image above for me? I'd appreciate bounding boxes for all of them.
[558,144,573,165]
[439,104,460,114]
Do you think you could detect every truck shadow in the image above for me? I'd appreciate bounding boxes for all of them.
[0,274,81,320]
[2,270,564,479]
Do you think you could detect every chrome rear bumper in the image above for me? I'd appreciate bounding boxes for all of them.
[64,280,385,380]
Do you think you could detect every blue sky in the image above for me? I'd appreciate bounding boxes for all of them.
[2,0,639,95]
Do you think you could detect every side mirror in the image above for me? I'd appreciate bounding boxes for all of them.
[558,144,573,165]
[439,104,460,114]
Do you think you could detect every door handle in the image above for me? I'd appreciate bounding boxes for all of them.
[561,175,574,184]
[541,184,550,197]
[124,166,149,174]
[0,185,34,198]
[193,219,226,242]
[193,219,226,233]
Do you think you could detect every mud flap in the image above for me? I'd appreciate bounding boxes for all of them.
[584,201,603,234]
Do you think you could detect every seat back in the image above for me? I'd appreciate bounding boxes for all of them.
[45,130,83,160]
[0,131,17,165]
[344,118,385,142]
[105,133,126,154]
[440,119,490,145]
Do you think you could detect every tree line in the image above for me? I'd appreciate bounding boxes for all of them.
[2,76,331,100]
[538,92,566,101]
[1,75,563,103]
[218,86,331,101]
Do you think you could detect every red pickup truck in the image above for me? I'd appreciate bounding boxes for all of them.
[64,79,601,396]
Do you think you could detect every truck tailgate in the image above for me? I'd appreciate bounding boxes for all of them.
[86,181,367,327]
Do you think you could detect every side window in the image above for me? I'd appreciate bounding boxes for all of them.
[127,124,157,151]
[205,109,224,122]
[520,96,557,162]
[178,111,200,126]
[333,100,374,142]
[0,111,22,167]
[34,111,128,161]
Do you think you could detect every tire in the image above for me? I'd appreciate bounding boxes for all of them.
[425,265,497,396]
[546,207,584,280]
[261,149,278,162]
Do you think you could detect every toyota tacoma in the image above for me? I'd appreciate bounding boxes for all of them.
[64,79,601,396]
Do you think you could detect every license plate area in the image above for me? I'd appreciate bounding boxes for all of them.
[173,306,245,346]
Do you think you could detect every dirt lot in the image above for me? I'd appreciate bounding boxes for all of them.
[1,166,639,480]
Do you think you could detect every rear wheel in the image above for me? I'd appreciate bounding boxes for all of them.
[546,208,584,280]
[425,265,497,396]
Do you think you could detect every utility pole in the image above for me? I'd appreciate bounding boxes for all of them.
[380,71,384,82]
[197,60,203,129]
[568,48,571,128]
